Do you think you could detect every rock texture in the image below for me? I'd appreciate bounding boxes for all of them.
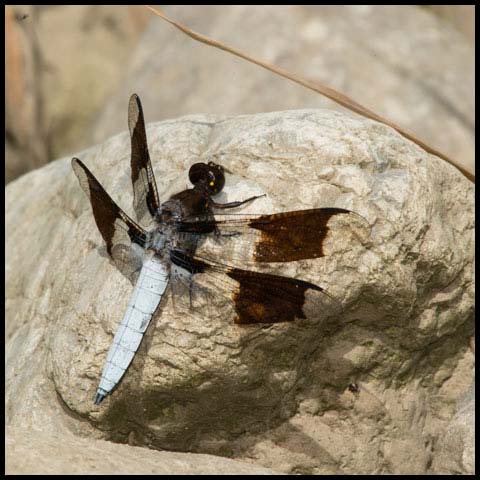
[6,109,474,474]
[432,383,475,474]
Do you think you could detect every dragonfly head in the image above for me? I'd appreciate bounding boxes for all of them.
[188,162,225,195]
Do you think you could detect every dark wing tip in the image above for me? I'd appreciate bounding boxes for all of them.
[128,93,140,108]
[71,157,89,181]
[322,207,369,225]
[297,278,323,292]
[71,157,82,169]
[336,207,369,226]
[128,93,142,111]
[348,210,369,226]
[128,93,144,134]
[283,276,343,318]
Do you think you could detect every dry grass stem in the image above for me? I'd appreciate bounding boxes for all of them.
[145,5,474,183]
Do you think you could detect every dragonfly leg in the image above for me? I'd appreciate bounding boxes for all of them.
[170,279,177,310]
[189,276,194,309]
[211,194,265,210]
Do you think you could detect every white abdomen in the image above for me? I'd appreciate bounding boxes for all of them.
[94,255,168,404]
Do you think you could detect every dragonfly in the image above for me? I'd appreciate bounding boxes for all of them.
[72,94,366,405]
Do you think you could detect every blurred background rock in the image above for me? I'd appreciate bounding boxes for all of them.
[5,5,150,182]
[4,5,474,184]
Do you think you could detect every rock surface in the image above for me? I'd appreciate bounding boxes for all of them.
[6,427,276,475]
[6,109,474,474]
[431,383,475,474]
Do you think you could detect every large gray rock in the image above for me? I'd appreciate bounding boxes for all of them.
[92,5,474,178]
[6,109,474,474]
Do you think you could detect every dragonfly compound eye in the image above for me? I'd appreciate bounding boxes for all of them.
[189,162,225,194]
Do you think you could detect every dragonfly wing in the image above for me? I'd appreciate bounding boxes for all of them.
[170,249,341,325]
[178,208,368,263]
[128,94,160,224]
[72,158,147,255]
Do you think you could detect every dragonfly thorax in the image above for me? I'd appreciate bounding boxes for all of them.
[148,228,168,253]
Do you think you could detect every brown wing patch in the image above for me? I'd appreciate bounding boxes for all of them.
[179,208,366,264]
[227,268,323,324]
[128,94,160,222]
[72,158,147,255]
[169,252,340,325]
[250,208,354,262]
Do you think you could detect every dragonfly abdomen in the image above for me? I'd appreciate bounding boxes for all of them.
[94,255,168,405]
